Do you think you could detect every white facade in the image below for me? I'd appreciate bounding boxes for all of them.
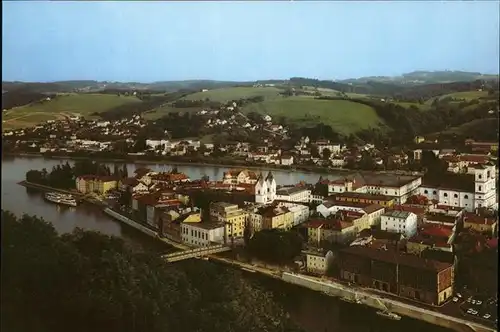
[275,187,311,203]
[255,172,277,204]
[247,212,263,233]
[418,165,497,212]
[305,250,334,275]
[381,211,418,238]
[282,203,310,227]
[180,222,225,247]
[326,175,422,204]
[281,156,294,166]
[317,202,365,218]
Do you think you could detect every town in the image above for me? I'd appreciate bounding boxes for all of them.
[20,122,499,329]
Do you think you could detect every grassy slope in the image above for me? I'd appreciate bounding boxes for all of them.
[3,94,141,130]
[242,96,384,135]
[182,87,283,102]
[424,90,490,106]
[143,106,201,120]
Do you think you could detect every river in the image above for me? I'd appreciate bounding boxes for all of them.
[1,156,452,332]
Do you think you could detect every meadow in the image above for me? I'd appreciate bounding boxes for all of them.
[242,96,384,135]
[2,94,141,130]
[182,87,283,102]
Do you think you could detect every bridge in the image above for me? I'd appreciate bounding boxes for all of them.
[161,244,232,263]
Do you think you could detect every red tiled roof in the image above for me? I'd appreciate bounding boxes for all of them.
[393,204,426,216]
[420,224,453,238]
[463,212,496,226]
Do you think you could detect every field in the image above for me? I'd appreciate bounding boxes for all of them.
[242,96,384,135]
[392,101,431,110]
[143,105,201,120]
[2,94,141,130]
[425,90,490,106]
[182,87,283,102]
[438,90,489,100]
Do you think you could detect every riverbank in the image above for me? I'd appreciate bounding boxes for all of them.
[5,152,347,175]
[18,180,84,197]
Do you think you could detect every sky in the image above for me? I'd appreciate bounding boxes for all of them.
[2,1,499,82]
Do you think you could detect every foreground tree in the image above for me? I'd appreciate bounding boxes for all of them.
[1,211,302,332]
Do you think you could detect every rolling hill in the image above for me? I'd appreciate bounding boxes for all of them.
[242,96,384,135]
[182,87,284,102]
[2,93,141,130]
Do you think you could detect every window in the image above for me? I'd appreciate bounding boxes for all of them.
[479,174,482,179]
[464,194,469,199]
[454,194,458,198]
[444,193,448,197]
[424,190,428,194]
[433,190,437,195]
[479,185,482,191]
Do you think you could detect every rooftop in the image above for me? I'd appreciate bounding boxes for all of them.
[341,245,452,272]
[334,192,396,202]
[383,210,412,219]
[276,186,310,196]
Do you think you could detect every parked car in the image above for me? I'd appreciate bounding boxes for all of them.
[453,297,459,303]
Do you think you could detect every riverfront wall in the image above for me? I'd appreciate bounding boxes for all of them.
[282,273,493,332]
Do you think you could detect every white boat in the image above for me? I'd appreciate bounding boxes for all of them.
[44,192,78,207]
[376,311,401,321]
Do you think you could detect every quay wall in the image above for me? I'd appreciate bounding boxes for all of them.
[282,273,493,332]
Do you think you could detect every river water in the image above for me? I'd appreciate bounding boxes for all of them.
[1,156,451,332]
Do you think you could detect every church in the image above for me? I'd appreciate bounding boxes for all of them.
[254,171,277,204]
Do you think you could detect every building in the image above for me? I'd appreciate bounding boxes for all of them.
[381,210,418,238]
[181,220,225,247]
[339,246,454,305]
[222,169,258,185]
[283,203,310,227]
[276,186,311,203]
[76,175,117,194]
[324,172,422,204]
[255,172,277,204]
[317,201,385,227]
[406,224,455,256]
[281,155,294,166]
[333,192,396,208]
[209,202,248,239]
[304,250,334,275]
[304,211,370,246]
[261,206,294,230]
[418,164,497,212]
[463,212,497,236]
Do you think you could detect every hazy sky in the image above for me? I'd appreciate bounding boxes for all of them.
[3,1,499,82]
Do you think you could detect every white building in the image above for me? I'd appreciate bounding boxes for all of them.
[281,155,294,166]
[276,187,311,203]
[325,173,422,204]
[180,222,225,247]
[304,250,334,275]
[280,203,310,227]
[381,210,418,238]
[255,172,277,204]
[418,164,497,212]
[316,201,385,226]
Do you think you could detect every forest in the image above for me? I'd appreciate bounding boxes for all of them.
[1,211,303,332]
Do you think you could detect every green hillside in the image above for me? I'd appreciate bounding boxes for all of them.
[3,93,141,130]
[182,87,283,102]
[242,96,384,135]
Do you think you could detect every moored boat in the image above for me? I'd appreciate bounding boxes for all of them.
[376,311,401,321]
[44,192,78,207]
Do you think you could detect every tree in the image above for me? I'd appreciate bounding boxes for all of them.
[322,148,332,160]
[122,164,128,178]
[1,210,303,332]
[248,229,303,264]
[310,145,320,158]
